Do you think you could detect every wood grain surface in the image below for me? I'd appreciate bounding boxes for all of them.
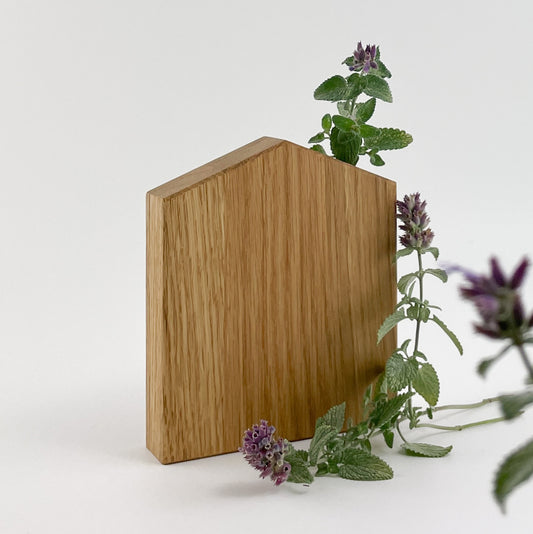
[146,137,396,464]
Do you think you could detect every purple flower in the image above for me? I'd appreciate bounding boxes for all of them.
[455,257,533,340]
[239,420,291,486]
[349,42,378,74]
[396,192,435,250]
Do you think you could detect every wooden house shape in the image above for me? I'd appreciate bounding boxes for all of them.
[146,137,396,464]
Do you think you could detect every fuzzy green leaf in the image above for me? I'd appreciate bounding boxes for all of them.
[345,73,364,99]
[315,402,346,433]
[339,450,393,481]
[308,132,325,143]
[500,391,533,420]
[376,59,392,78]
[310,144,327,155]
[285,449,309,463]
[423,247,439,260]
[402,442,453,458]
[394,247,415,262]
[430,315,463,355]
[314,75,347,101]
[397,272,418,295]
[308,425,337,466]
[369,152,385,166]
[364,128,413,151]
[377,309,406,344]
[424,268,448,283]
[359,124,381,138]
[494,439,533,512]
[286,455,314,484]
[363,74,393,102]
[383,429,394,448]
[386,353,419,391]
[371,392,413,427]
[321,113,332,132]
[355,98,376,123]
[315,462,329,477]
[336,101,354,119]
[332,114,356,132]
[412,363,440,406]
[329,127,361,166]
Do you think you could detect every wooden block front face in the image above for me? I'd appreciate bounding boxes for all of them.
[147,138,396,464]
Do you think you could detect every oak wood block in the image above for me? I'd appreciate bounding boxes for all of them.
[146,137,396,464]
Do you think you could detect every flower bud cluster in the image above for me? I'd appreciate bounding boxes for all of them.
[239,420,291,486]
[396,192,435,250]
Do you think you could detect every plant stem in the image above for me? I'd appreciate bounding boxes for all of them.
[431,396,500,413]
[416,415,511,432]
[395,421,408,443]
[516,343,533,382]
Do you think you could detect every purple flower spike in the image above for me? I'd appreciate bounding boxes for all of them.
[240,420,291,486]
[349,42,378,73]
[456,256,532,341]
[396,192,435,250]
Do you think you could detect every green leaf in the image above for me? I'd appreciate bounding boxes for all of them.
[364,128,413,151]
[359,124,381,138]
[499,391,533,420]
[376,59,392,78]
[321,113,332,132]
[339,450,393,481]
[430,315,463,355]
[285,449,309,463]
[412,363,440,406]
[314,75,347,101]
[308,132,325,143]
[394,247,415,262]
[310,144,327,155]
[345,73,364,99]
[355,98,376,123]
[422,247,439,260]
[332,114,356,131]
[397,272,418,295]
[329,127,361,166]
[315,463,329,476]
[494,439,533,512]
[287,455,314,484]
[363,74,393,102]
[371,392,413,427]
[377,309,406,344]
[315,402,346,433]
[406,305,419,320]
[336,101,354,119]
[369,152,385,166]
[477,344,513,378]
[424,268,448,283]
[383,429,394,448]
[308,424,337,466]
[386,353,419,391]
[402,442,453,458]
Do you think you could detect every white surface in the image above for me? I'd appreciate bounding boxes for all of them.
[1,1,533,532]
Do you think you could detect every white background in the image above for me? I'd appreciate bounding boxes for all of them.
[1,1,533,532]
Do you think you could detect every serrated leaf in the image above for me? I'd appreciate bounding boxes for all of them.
[363,74,393,102]
[315,402,346,433]
[308,424,337,466]
[329,127,361,166]
[345,73,364,99]
[383,429,394,448]
[422,247,439,260]
[397,272,418,295]
[430,315,463,355]
[339,450,393,480]
[406,306,419,320]
[494,439,533,511]
[377,309,406,344]
[413,362,440,406]
[386,353,419,391]
[314,75,347,101]
[369,152,385,166]
[400,339,411,353]
[402,442,453,457]
[308,132,325,143]
[394,247,415,262]
[376,59,392,78]
[285,449,309,463]
[310,144,327,155]
[371,392,413,427]
[332,114,355,131]
[286,455,314,484]
[499,390,533,420]
[424,268,448,283]
[321,113,332,132]
[355,98,376,123]
[359,124,381,138]
[364,127,413,151]
[336,101,354,118]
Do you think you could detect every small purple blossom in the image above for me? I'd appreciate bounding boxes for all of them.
[396,192,435,250]
[455,257,533,340]
[349,42,378,73]
[239,420,291,486]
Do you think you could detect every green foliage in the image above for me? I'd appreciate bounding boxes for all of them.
[386,353,419,391]
[412,363,440,406]
[369,392,413,427]
[430,315,464,355]
[499,390,533,420]
[308,45,412,166]
[316,402,346,433]
[494,439,533,512]
[477,344,513,377]
[309,425,338,466]
[402,442,453,458]
[339,450,394,481]
[377,309,406,344]
[286,454,314,484]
